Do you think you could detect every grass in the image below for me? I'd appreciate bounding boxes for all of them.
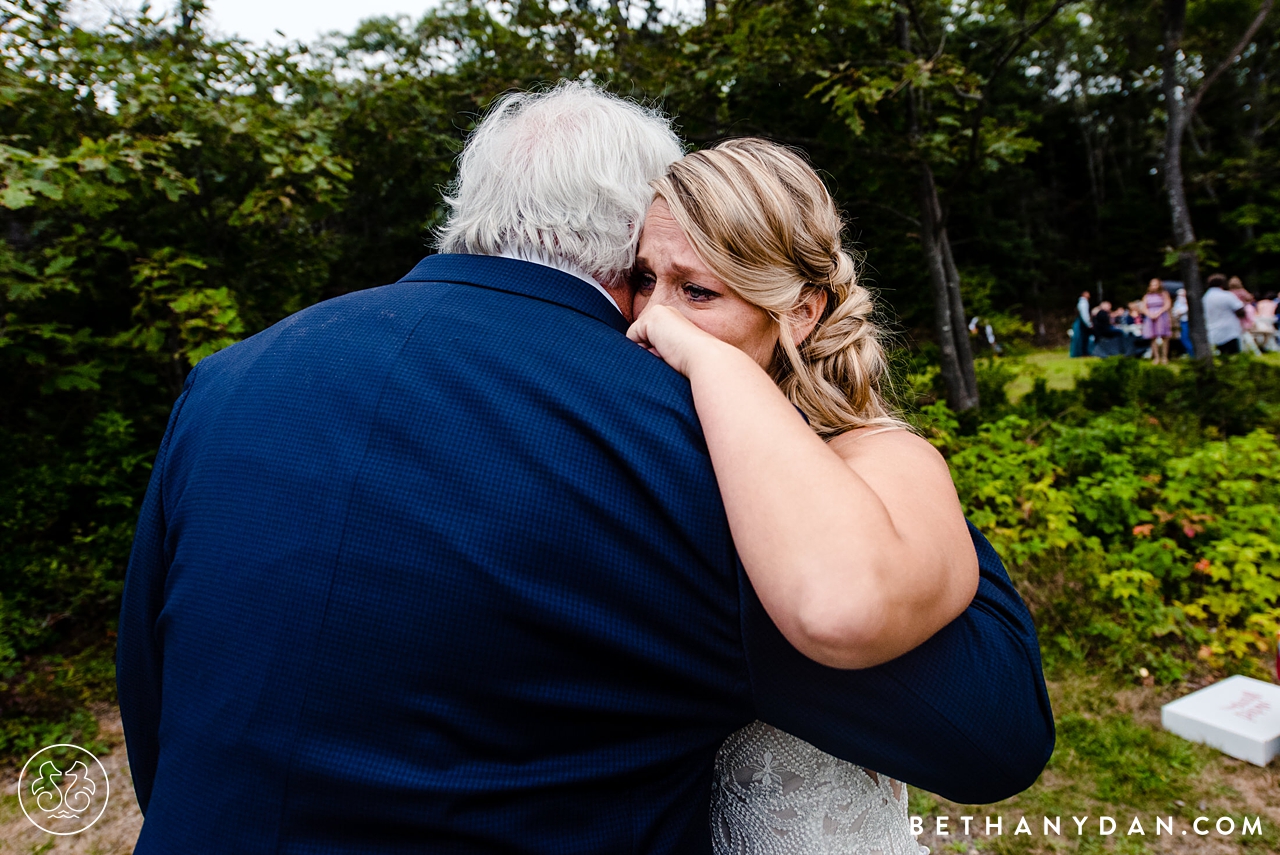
[926,348,1280,851]
[1001,348,1280,403]
[909,671,1280,854]
[5,345,1277,851]
[1004,349,1095,403]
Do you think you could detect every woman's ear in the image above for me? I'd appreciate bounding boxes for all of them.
[790,288,828,346]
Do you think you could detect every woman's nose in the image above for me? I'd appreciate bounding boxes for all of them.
[650,281,680,307]
[636,290,666,318]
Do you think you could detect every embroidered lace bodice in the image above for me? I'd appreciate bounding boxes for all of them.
[711,721,929,855]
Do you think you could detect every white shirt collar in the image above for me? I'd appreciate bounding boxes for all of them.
[496,247,621,313]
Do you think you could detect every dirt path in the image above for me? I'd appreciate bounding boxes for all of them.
[1,708,142,854]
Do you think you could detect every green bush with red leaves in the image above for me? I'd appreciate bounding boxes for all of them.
[918,356,1280,684]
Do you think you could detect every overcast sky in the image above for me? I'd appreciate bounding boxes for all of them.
[70,1,700,46]
[70,0,447,45]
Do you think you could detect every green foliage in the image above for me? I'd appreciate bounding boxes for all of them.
[0,3,360,746]
[0,412,143,753]
[2,0,1279,765]
[1,413,146,668]
[0,705,107,760]
[1076,356,1280,435]
[972,358,1019,414]
[813,0,1045,175]
[0,0,709,755]
[920,356,1280,683]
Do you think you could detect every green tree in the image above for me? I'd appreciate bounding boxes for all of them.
[0,0,352,742]
[813,0,1066,410]
[1159,0,1272,362]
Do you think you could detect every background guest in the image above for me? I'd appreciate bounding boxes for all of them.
[1172,287,1191,356]
[1255,292,1278,352]
[1092,300,1124,356]
[1071,289,1093,357]
[1141,278,1173,364]
[1121,301,1142,328]
[1229,277,1263,354]
[969,315,1002,356]
[1203,273,1247,355]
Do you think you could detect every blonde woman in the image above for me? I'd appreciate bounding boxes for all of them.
[628,139,980,854]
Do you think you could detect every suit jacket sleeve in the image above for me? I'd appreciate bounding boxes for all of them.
[116,374,195,814]
[741,521,1054,804]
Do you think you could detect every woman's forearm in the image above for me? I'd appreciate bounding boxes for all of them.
[684,340,971,668]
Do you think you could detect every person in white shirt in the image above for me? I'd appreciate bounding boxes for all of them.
[1202,273,1247,355]
[1071,290,1092,357]
[1172,287,1191,355]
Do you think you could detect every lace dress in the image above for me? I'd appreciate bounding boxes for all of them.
[711,721,929,855]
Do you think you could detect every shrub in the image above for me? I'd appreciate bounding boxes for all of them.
[923,368,1280,682]
[0,413,147,742]
[1069,356,1280,437]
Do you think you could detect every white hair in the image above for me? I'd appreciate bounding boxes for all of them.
[436,82,683,284]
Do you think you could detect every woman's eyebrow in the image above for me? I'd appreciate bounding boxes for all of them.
[668,261,702,278]
[631,257,706,282]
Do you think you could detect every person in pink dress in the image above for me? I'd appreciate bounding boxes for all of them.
[1256,292,1278,351]
[1141,278,1173,364]
[1228,276,1263,353]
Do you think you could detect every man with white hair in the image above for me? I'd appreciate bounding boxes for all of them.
[435,83,680,311]
[117,82,1052,854]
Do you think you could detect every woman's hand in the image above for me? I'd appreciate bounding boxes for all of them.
[627,304,729,377]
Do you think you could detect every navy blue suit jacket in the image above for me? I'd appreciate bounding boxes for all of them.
[118,254,1054,854]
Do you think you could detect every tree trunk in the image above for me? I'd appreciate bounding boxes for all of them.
[1160,0,1273,361]
[1244,47,1267,284]
[916,165,978,410]
[936,192,980,405]
[1161,0,1211,361]
[897,11,979,410]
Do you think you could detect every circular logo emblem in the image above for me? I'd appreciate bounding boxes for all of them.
[16,743,110,835]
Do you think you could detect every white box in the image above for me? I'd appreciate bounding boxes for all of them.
[1161,675,1280,766]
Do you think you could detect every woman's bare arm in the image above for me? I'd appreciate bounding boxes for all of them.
[629,306,978,668]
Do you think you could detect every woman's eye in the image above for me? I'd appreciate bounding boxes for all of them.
[634,272,656,294]
[683,284,717,302]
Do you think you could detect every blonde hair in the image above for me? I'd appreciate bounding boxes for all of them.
[651,138,904,438]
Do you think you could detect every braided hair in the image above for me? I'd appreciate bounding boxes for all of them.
[651,138,903,437]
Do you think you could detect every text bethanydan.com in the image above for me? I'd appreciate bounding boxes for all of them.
[911,814,1263,839]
